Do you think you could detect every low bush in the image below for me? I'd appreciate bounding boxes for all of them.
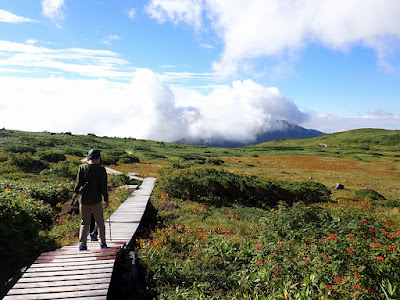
[157,168,330,207]
[207,158,224,165]
[0,179,75,207]
[108,173,141,188]
[355,189,386,201]
[119,154,140,164]
[7,153,36,172]
[0,192,53,259]
[136,200,400,299]
[4,145,36,154]
[64,148,84,157]
[26,181,74,207]
[40,160,80,180]
[37,151,66,163]
[100,154,119,165]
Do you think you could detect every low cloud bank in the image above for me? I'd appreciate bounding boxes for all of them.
[0,69,398,143]
[0,69,308,143]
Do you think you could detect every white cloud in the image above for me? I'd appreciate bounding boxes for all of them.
[101,34,120,45]
[146,0,203,30]
[0,9,38,23]
[126,8,136,20]
[0,40,132,79]
[200,43,214,49]
[302,112,400,134]
[25,39,38,45]
[146,0,400,75]
[1,68,398,141]
[0,68,311,143]
[41,0,65,24]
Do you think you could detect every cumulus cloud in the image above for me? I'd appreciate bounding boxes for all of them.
[0,9,38,23]
[2,68,399,142]
[146,0,400,75]
[41,0,65,24]
[146,0,204,30]
[0,68,310,143]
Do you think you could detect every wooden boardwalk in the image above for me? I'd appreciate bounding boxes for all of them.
[4,177,156,300]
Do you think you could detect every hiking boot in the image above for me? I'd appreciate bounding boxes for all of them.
[100,243,108,249]
[90,231,98,241]
[79,245,87,251]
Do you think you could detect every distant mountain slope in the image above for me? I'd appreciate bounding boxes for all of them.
[255,128,400,148]
[175,121,325,147]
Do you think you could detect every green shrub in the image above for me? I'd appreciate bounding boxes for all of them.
[64,148,84,157]
[119,154,140,164]
[0,154,8,162]
[355,189,386,201]
[8,153,36,172]
[207,158,224,165]
[108,173,141,188]
[40,160,80,180]
[157,168,330,207]
[25,181,74,206]
[0,180,75,207]
[143,152,166,159]
[37,151,66,163]
[100,154,119,165]
[180,153,206,164]
[137,201,400,299]
[4,145,36,154]
[0,192,53,259]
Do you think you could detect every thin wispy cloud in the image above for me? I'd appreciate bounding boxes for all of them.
[101,34,120,45]
[25,39,38,45]
[0,9,38,23]
[0,40,132,79]
[200,43,214,49]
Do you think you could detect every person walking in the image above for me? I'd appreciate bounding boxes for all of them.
[75,149,109,250]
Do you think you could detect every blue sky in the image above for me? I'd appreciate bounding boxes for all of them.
[1,0,400,143]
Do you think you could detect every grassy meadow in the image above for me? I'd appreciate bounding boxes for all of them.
[0,128,400,299]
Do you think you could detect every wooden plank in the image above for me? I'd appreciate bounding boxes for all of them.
[21,267,113,278]
[34,256,116,264]
[7,283,110,295]
[11,277,110,289]
[18,272,111,283]
[4,288,109,299]
[30,259,115,268]
[27,262,114,272]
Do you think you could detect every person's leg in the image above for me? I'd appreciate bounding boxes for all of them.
[79,203,92,248]
[90,213,96,233]
[90,213,98,241]
[92,202,106,245]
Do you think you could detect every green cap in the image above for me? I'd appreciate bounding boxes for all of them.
[88,149,101,159]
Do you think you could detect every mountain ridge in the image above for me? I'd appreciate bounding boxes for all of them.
[174,121,325,147]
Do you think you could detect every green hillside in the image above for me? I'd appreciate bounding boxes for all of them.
[244,128,400,160]
[255,128,400,148]
[1,128,400,298]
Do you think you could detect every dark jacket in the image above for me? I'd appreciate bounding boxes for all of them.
[75,163,109,205]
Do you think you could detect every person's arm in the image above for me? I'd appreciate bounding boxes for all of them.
[74,166,83,194]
